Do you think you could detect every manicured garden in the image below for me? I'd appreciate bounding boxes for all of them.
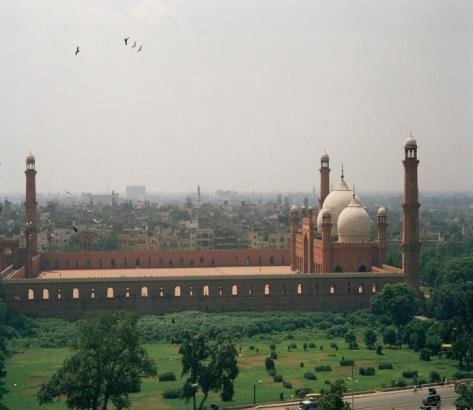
[3,329,460,410]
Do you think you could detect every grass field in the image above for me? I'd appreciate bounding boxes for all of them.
[3,329,459,410]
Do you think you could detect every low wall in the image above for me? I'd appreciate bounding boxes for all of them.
[0,272,404,319]
[40,249,290,271]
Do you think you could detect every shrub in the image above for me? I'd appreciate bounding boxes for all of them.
[391,379,407,388]
[419,348,431,361]
[339,358,355,366]
[348,341,359,350]
[270,344,276,350]
[295,387,314,398]
[378,362,393,370]
[430,371,441,383]
[359,367,375,376]
[265,357,275,371]
[304,371,317,380]
[290,343,297,349]
[345,331,356,344]
[273,374,283,383]
[402,370,418,378]
[268,369,277,377]
[249,345,255,350]
[303,343,308,351]
[300,361,304,368]
[283,380,292,389]
[270,351,278,360]
[162,388,182,399]
[308,342,316,349]
[453,371,473,380]
[287,334,294,339]
[376,344,383,355]
[158,372,176,382]
[315,365,332,372]
[330,342,339,350]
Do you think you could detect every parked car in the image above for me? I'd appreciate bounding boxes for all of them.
[422,393,441,407]
[299,400,318,410]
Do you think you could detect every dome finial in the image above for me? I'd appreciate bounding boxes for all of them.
[341,163,344,181]
[352,185,356,198]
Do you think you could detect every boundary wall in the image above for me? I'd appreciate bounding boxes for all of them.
[0,272,404,319]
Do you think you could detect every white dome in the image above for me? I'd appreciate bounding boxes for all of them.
[290,204,298,212]
[377,207,386,216]
[317,178,353,236]
[405,136,417,147]
[337,196,371,242]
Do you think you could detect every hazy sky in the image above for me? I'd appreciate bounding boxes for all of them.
[1,0,472,194]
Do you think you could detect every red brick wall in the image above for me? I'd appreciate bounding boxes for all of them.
[0,273,404,318]
[40,249,290,271]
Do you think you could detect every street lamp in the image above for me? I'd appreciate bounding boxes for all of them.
[253,379,262,405]
[191,383,198,410]
[347,365,357,410]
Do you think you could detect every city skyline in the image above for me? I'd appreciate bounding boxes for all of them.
[1,0,472,194]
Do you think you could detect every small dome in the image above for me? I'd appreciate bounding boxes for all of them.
[26,154,35,163]
[377,207,386,216]
[290,204,298,212]
[317,178,353,236]
[321,152,329,160]
[337,196,371,242]
[405,135,417,147]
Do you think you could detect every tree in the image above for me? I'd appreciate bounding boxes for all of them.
[455,383,473,409]
[37,311,156,410]
[0,347,7,410]
[318,379,350,410]
[364,330,377,349]
[382,326,397,348]
[453,332,473,369]
[371,283,417,327]
[179,332,238,410]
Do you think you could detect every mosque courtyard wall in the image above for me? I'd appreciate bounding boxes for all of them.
[0,271,403,319]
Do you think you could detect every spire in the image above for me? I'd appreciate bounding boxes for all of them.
[341,163,344,181]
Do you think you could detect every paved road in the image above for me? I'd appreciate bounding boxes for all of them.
[250,384,457,410]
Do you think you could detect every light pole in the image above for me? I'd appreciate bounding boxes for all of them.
[253,379,262,405]
[348,364,357,410]
[191,382,198,410]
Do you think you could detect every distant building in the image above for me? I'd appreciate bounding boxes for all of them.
[126,186,146,202]
[81,192,119,206]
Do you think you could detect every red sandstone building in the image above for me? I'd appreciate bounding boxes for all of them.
[0,137,420,317]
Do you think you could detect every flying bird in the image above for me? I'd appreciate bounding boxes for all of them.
[138,45,142,52]
[124,37,130,46]
[132,41,136,48]
[75,46,80,56]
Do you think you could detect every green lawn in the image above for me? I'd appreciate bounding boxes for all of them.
[3,330,459,409]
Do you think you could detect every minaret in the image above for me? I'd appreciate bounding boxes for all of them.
[197,185,201,203]
[377,207,388,265]
[25,154,38,256]
[401,135,421,291]
[289,205,299,271]
[319,152,330,208]
[321,210,332,272]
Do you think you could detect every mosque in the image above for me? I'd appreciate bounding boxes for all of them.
[0,136,420,318]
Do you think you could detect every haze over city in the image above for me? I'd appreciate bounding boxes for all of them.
[1,0,472,194]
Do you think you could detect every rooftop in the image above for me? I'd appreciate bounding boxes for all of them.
[38,265,294,279]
